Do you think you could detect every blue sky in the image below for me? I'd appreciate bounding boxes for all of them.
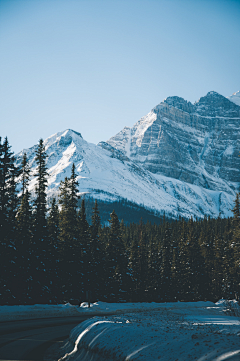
[0,0,240,153]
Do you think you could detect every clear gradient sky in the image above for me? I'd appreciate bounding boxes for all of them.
[0,0,240,153]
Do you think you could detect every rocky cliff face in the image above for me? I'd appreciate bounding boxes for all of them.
[105,91,240,193]
[15,129,235,219]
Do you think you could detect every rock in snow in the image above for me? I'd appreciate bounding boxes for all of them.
[15,91,240,220]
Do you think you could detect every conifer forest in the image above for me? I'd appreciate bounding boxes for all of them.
[0,136,240,305]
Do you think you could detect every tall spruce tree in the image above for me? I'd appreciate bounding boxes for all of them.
[20,152,31,197]
[89,200,103,300]
[59,164,80,301]
[0,137,19,304]
[0,137,18,236]
[47,197,60,300]
[105,210,127,301]
[78,199,91,297]
[15,149,33,303]
[16,190,33,303]
[232,192,240,299]
[129,236,139,301]
[160,223,172,301]
[31,139,49,302]
[33,139,48,235]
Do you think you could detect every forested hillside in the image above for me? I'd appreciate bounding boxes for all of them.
[0,137,240,305]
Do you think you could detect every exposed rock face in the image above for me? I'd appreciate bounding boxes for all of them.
[105,91,240,193]
[15,129,235,219]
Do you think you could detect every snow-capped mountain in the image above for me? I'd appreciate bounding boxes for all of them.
[105,91,240,194]
[16,129,234,219]
[228,90,240,106]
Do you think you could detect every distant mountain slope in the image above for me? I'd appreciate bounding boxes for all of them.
[228,90,240,106]
[105,91,240,194]
[15,129,234,219]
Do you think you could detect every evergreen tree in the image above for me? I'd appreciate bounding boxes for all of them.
[0,137,19,304]
[231,192,240,299]
[47,197,60,300]
[160,223,172,301]
[31,138,49,302]
[184,220,205,301]
[128,220,148,301]
[129,236,139,301]
[15,190,33,303]
[232,192,240,228]
[89,200,103,300]
[105,210,127,301]
[78,199,91,296]
[146,238,159,301]
[59,164,80,301]
[212,235,225,300]
[33,139,48,235]
[0,137,18,236]
[19,152,31,197]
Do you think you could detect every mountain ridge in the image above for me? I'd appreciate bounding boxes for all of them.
[105,91,240,194]
[15,90,240,221]
[15,128,235,220]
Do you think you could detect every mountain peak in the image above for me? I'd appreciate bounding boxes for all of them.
[194,91,240,117]
[195,91,224,104]
[163,96,194,113]
[206,91,221,96]
[59,129,83,139]
[227,90,240,106]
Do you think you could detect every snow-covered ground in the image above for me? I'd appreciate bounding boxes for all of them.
[0,301,172,322]
[1,301,240,360]
[0,303,80,321]
[44,301,240,361]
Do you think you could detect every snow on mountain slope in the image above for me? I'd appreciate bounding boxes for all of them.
[228,90,240,106]
[105,91,240,193]
[15,129,234,219]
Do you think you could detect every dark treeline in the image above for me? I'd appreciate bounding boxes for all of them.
[0,137,240,305]
[83,196,171,225]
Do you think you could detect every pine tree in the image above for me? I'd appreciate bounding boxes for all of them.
[105,210,127,301]
[185,220,205,301]
[0,137,19,304]
[177,219,189,300]
[232,192,240,228]
[58,177,72,300]
[231,192,240,300]
[212,235,224,300]
[78,199,90,297]
[128,236,139,301]
[31,138,49,302]
[33,139,48,236]
[47,197,60,301]
[19,152,31,197]
[147,238,159,301]
[59,164,80,301]
[160,222,172,301]
[128,220,148,301]
[0,137,18,236]
[12,152,32,303]
[16,190,33,303]
[89,200,103,300]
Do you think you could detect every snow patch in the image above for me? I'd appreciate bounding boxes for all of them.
[53,300,240,361]
[228,91,240,106]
